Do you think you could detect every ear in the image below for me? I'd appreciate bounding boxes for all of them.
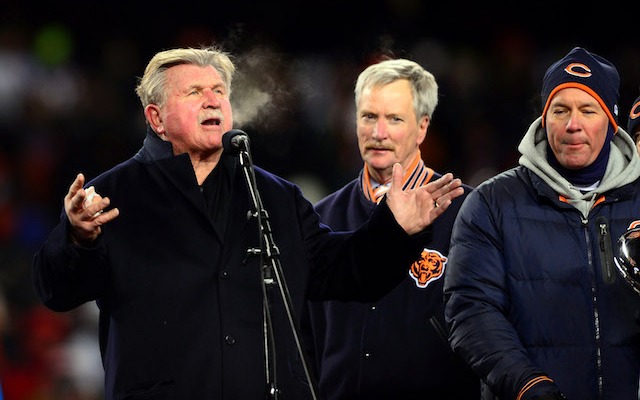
[144,104,164,135]
[417,115,430,145]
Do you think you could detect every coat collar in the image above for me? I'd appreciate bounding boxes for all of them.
[132,128,252,243]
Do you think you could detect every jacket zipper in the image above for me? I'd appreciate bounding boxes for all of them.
[585,216,607,398]
[596,215,615,284]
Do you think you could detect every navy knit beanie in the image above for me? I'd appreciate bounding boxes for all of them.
[541,47,619,132]
[628,92,640,136]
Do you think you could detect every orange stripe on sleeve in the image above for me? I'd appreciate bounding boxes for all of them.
[516,376,555,400]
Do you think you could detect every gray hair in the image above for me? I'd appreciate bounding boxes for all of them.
[135,46,236,107]
[354,58,438,120]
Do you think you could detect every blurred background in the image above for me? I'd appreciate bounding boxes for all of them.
[1,1,639,398]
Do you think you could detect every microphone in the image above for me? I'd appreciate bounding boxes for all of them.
[223,129,249,156]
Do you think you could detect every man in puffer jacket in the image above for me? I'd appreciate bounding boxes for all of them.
[444,47,640,400]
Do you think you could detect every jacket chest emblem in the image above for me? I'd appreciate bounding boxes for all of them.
[409,248,447,288]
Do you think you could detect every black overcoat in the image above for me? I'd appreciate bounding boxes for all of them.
[33,131,427,400]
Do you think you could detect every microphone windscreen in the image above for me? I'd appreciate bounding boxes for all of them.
[222,129,248,155]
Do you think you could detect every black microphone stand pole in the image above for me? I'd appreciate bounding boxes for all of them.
[236,139,320,400]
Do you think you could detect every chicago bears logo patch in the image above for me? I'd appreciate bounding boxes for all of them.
[409,248,447,288]
[630,100,640,121]
[564,62,592,78]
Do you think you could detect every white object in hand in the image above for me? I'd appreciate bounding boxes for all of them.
[84,186,97,208]
[84,186,102,217]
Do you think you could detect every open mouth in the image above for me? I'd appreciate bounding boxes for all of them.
[201,117,222,126]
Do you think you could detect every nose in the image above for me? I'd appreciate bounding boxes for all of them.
[203,89,221,108]
[372,120,388,140]
[565,111,581,132]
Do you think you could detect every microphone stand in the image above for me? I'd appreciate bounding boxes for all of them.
[236,139,320,400]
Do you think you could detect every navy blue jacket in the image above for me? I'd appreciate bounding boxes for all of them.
[445,166,640,400]
[304,169,480,400]
[32,131,428,400]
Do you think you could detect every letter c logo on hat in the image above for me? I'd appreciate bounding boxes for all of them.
[630,100,640,120]
[564,62,592,78]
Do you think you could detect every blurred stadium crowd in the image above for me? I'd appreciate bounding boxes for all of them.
[1,2,639,399]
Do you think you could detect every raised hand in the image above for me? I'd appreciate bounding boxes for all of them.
[64,173,120,246]
[385,163,464,235]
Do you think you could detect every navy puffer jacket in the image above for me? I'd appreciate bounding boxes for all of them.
[444,118,640,400]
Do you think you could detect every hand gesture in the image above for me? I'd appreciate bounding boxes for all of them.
[64,173,120,246]
[385,163,464,235]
